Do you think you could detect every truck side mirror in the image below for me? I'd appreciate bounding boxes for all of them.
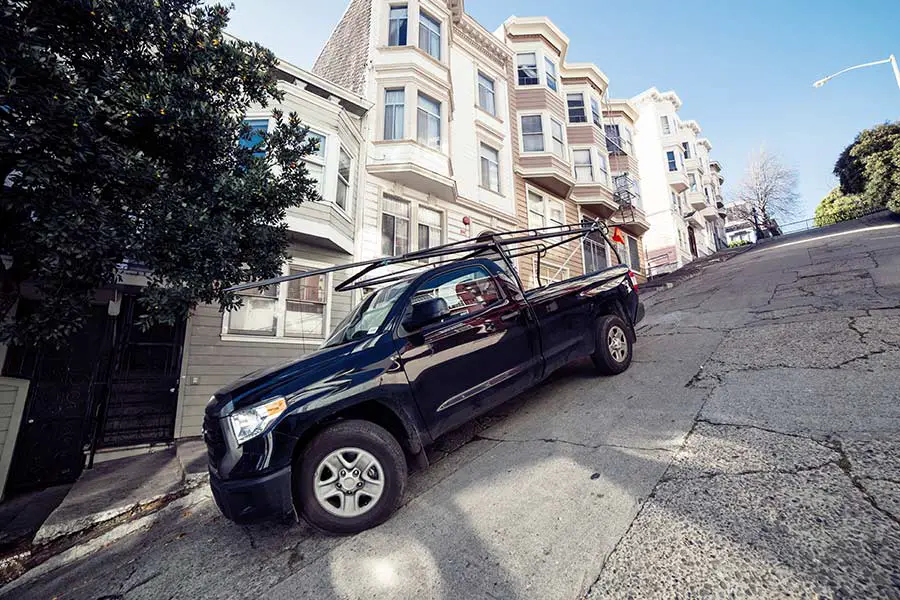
[403,297,450,332]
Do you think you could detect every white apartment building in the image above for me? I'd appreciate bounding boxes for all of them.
[631,87,727,275]
[314,0,520,270]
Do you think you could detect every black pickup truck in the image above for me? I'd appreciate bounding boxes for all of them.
[204,256,643,534]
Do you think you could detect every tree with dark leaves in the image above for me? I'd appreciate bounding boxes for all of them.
[0,0,319,347]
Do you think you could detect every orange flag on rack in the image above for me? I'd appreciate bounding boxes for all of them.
[611,226,625,244]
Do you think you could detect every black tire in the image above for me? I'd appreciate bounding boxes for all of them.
[591,314,633,375]
[296,419,407,534]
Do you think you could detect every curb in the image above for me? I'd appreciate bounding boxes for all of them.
[0,474,208,587]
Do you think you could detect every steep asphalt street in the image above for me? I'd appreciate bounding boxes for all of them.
[5,213,900,599]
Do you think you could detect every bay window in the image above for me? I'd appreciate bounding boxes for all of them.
[417,93,441,149]
[336,148,351,211]
[517,53,538,85]
[550,119,565,158]
[573,149,593,182]
[567,93,587,123]
[544,58,558,91]
[418,11,441,59]
[388,5,408,46]
[384,88,405,140]
[521,115,544,152]
[591,98,602,127]
[302,130,326,195]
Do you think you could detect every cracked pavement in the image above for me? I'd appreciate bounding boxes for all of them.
[6,215,900,599]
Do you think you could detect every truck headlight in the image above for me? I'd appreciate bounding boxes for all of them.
[229,396,287,445]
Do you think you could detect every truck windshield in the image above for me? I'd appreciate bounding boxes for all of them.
[323,281,410,347]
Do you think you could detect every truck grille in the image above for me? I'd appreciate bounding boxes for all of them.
[203,413,227,471]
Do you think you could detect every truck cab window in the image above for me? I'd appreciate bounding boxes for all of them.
[403,265,501,331]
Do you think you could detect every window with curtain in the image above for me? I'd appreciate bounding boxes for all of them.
[416,93,441,149]
[550,119,564,157]
[573,149,593,182]
[228,284,278,336]
[388,6,408,46]
[418,11,441,59]
[567,93,587,123]
[521,115,544,152]
[384,89,405,140]
[480,143,500,192]
[336,148,351,211]
[477,72,496,115]
[382,196,410,256]
[517,53,538,85]
[418,206,442,256]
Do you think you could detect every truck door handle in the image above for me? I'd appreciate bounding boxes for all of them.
[500,311,521,322]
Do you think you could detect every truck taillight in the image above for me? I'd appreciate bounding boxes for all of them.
[628,270,639,291]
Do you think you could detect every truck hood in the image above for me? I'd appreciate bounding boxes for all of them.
[205,337,380,417]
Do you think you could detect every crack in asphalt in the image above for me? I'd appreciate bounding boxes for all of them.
[829,439,900,528]
[472,434,674,454]
[660,459,841,482]
[693,418,837,451]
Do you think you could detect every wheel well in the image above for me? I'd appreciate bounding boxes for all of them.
[595,298,636,341]
[290,400,417,468]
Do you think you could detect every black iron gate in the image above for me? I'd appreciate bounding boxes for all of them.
[2,291,185,494]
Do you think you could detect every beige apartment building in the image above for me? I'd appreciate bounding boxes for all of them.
[314,0,520,272]
[631,87,727,275]
[497,16,649,287]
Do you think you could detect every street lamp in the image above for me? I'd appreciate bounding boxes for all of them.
[813,54,900,90]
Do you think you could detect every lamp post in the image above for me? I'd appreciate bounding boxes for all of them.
[813,54,900,90]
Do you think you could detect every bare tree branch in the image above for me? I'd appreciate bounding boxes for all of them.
[734,148,800,225]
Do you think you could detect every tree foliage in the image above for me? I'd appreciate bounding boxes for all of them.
[813,187,874,227]
[0,0,319,346]
[840,122,900,214]
[733,148,800,226]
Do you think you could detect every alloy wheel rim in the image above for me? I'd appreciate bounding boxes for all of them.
[313,447,385,518]
[607,326,628,362]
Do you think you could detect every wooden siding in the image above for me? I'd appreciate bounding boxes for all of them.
[515,87,566,118]
[0,378,28,500]
[176,242,355,438]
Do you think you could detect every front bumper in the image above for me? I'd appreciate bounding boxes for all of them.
[209,465,294,523]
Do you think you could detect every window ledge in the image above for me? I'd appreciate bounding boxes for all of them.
[475,105,504,124]
[220,334,324,347]
[378,44,448,72]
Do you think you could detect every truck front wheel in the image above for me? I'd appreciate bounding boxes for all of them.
[591,314,633,375]
[296,420,407,534]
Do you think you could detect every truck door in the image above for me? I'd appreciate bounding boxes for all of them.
[394,264,540,439]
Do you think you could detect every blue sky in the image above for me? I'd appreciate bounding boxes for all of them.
[224,0,900,220]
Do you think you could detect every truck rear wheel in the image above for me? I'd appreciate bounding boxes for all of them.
[296,420,407,534]
[591,314,633,375]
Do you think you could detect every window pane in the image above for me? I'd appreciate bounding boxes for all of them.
[241,119,268,158]
[567,93,586,123]
[660,115,671,135]
[573,149,592,182]
[410,266,500,320]
[666,151,677,171]
[522,115,544,152]
[517,53,538,85]
[417,94,441,149]
[304,131,326,158]
[477,73,495,115]
[591,98,602,127]
[335,149,351,210]
[628,236,640,271]
[384,89,405,140]
[551,119,564,157]
[285,302,325,337]
[544,57,557,91]
[389,6,408,46]
[419,12,441,59]
[305,162,324,195]
[381,213,395,256]
[229,297,277,336]
[480,143,500,191]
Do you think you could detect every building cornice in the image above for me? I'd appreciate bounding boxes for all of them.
[697,137,713,151]
[561,63,609,94]
[632,86,682,111]
[454,13,512,67]
[502,16,569,59]
[604,98,639,123]
[681,119,702,135]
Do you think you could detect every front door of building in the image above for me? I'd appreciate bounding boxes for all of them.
[2,291,185,494]
[688,227,698,258]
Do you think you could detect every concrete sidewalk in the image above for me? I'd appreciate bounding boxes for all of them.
[0,440,207,584]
